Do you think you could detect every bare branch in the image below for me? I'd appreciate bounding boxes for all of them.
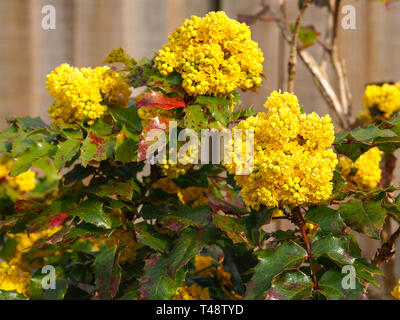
[287,0,311,93]
[329,0,351,117]
[269,5,350,129]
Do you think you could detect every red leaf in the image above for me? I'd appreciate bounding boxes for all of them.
[50,213,69,227]
[135,90,185,110]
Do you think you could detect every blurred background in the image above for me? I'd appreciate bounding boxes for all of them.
[0,0,399,298]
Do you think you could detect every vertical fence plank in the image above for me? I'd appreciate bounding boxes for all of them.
[0,0,31,126]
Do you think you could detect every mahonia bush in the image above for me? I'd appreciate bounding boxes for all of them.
[0,11,399,301]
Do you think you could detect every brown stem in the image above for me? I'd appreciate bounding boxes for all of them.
[372,226,400,266]
[292,207,320,290]
[287,0,311,93]
[372,152,398,298]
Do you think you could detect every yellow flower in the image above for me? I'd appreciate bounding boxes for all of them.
[353,147,383,188]
[194,255,215,277]
[178,187,209,208]
[392,279,400,300]
[46,64,131,125]
[272,209,284,218]
[174,283,211,300]
[225,91,338,210]
[0,260,31,297]
[363,83,400,119]
[8,170,36,193]
[8,226,62,265]
[339,147,383,189]
[155,11,264,96]
[216,264,231,287]
[338,156,353,177]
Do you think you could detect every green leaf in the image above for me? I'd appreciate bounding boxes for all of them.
[53,139,81,170]
[184,104,209,133]
[10,141,56,176]
[305,206,345,236]
[353,258,383,286]
[212,213,250,245]
[129,59,184,94]
[80,132,114,167]
[245,241,307,300]
[166,227,219,276]
[265,270,313,300]
[104,47,136,66]
[109,104,141,133]
[65,222,111,240]
[94,245,121,299]
[115,126,139,163]
[196,96,230,126]
[11,116,47,131]
[232,106,256,121]
[138,255,186,299]
[70,199,112,228]
[0,290,29,300]
[339,200,386,239]
[89,180,135,200]
[135,222,170,252]
[311,236,355,265]
[290,24,320,48]
[334,125,396,161]
[161,205,212,230]
[319,269,364,300]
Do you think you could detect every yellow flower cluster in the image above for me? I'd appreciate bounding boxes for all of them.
[392,279,400,300]
[272,208,284,218]
[0,227,62,297]
[46,63,131,125]
[225,91,338,210]
[193,255,231,287]
[8,170,36,193]
[174,283,211,300]
[105,229,141,264]
[338,147,383,189]
[0,158,36,193]
[8,227,62,265]
[155,11,264,96]
[175,255,235,300]
[154,178,208,208]
[0,261,31,297]
[363,82,400,119]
